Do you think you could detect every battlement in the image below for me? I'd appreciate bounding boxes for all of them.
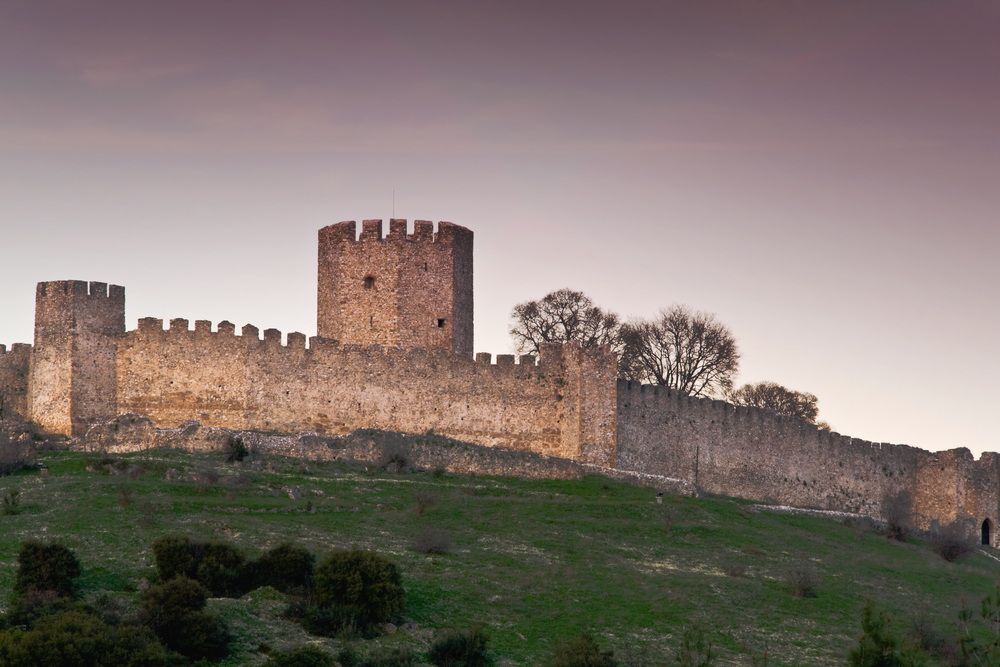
[36,280,125,301]
[318,219,472,245]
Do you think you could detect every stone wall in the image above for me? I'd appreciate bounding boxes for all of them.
[616,380,1000,539]
[317,220,473,356]
[0,343,31,422]
[116,319,619,467]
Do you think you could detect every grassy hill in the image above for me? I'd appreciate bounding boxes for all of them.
[1,438,997,666]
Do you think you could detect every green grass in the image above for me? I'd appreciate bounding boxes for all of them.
[1,447,998,666]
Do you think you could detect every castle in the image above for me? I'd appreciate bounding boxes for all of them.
[0,219,996,543]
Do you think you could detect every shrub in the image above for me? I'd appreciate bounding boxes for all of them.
[252,542,315,594]
[14,540,81,599]
[266,645,336,667]
[0,609,173,667]
[152,534,199,581]
[411,524,452,554]
[284,599,367,638]
[139,576,230,661]
[927,524,977,562]
[2,489,20,515]
[152,534,248,596]
[224,436,249,463]
[545,633,617,667]
[118,484,135,507]
[414,490,439,517]
[848,599,925,667]
[724,562,748,578]
[676,622,715,667]
[312,550,406,626]
[785,563,820,598]
[196,541,248,597]
[378,444,410,473]
[0,432,34,476]
[428,625,495,667]
[360,647,417,667]
[881,489,913,542]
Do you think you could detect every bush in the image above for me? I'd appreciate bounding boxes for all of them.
[928,524,977,562]
[0,432,34,476]
[414,490,439,516]
[676,622,715,667]
[2,489,20,515]
[848,599,925,667]
[224,436,249,463]
[545,633,617,667]
[284,599,367,639]
[882,490,913,542]
[428,625,494,667]
[411,524,451,554]
[252,542,315,594]
[14,540,81,599]
[0,609,173,667]
[312,550,406,626]
[152,534,248,596]
[196,541,248,597]
[266,645,336,667]
[139,576,229,661]
[378,444,410,473]
[785,563,820,598]
[360,647,417,667]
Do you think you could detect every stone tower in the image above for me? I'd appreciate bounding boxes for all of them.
[317,219,473,356]
[27,280,125,436]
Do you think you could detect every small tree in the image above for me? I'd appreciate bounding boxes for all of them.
[252,542,315,594]
[619,305,739,398]
[14,540,81,600]
[509,289,621,356]
[139,576,229,661]
[848,599,925,667]
[312,550,406,626]
[727,382,819,423]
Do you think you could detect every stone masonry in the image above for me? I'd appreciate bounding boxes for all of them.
[0,218,996,543]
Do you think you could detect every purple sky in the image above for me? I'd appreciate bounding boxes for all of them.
[1,1,997,455]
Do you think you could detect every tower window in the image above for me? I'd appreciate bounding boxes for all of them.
[364,276,375,290]
[437,319,445,328]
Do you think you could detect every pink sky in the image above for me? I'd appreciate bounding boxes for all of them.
[1,1,997,455]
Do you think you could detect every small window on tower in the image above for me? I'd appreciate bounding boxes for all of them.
[364,276,375,290]
[437,319,445,328]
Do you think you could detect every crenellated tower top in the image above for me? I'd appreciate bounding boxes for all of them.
[317,219,473,356]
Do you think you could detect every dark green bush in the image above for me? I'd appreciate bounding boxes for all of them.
[265,645,336,667]
[139,576,229,661]
[14,540,81,599]
[223,436,249,462]
[152,534,248,596]
[283,599,368,638]
[151,535,199,582]
[0,609,172,667]
[312,550,406,625]
[428,625,494,667]
[196,541,248,597]
[252,542,315,593]
[545,633,617,667]
[2,489,20,515]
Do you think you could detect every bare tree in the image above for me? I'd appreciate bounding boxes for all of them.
[728,381,819,423]
[509,289,621,356]
[619,305,739,398]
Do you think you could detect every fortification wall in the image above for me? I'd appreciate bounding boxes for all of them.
[0,343,32,422]
[317,220,473,356]
[116,321,618,467]
[616,381,999,535]
[28,280,125,435]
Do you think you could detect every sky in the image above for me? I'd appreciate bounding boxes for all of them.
[0,1,997,456]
